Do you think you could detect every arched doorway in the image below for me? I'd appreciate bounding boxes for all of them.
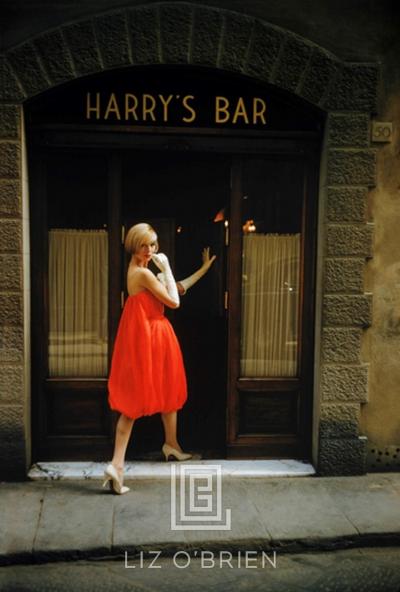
[26,64,323,461]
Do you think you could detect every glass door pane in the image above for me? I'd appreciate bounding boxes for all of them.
[48,229,108,377]
[46,153,109,377]
[240,159,304,378]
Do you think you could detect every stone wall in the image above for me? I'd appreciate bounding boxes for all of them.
[0,2,379,478]
[0,89,26,478]
[319,112,376,474]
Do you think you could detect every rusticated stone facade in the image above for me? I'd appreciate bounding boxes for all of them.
[0,2,379,478]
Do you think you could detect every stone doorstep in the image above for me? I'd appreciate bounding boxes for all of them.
[28,459,316,480]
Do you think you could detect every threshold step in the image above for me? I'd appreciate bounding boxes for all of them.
[28,459,315,480]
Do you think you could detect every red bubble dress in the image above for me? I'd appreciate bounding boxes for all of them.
[108,289,187,419]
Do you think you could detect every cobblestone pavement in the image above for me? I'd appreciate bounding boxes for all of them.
[0,547,399,592]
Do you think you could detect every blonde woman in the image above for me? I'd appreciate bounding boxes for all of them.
[103,223,216,494]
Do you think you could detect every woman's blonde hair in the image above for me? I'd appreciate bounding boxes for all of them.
[124,223,159,255]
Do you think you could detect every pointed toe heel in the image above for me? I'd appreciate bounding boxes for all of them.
[162,444,192,462]
[103,463,130,494]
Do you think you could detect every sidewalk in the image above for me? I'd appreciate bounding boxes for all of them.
[0,466,399,566]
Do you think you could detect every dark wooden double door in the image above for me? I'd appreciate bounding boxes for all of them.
[30,134,318,462]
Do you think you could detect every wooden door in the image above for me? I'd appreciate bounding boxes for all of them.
[30,150,117,461]
[226,154,318,459]
[119,151,230,458]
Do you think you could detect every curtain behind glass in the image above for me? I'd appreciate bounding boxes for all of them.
[241,233,300,377]
[48,229,108,377]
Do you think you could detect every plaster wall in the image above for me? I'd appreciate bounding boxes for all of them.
[361,87,400,469]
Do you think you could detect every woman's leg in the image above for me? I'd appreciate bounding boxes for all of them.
[111,413,135,473]
[161,411,181,450]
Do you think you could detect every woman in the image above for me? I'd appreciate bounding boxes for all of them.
[103,222,216,494]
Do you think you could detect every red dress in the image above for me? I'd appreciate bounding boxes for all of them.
[108,290,187,419]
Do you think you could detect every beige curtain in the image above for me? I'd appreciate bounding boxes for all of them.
[48,229,108,377]
[241,233,300,377]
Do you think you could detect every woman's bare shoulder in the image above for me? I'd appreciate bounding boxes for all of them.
[127,267,155,295]
[129,267,154,279]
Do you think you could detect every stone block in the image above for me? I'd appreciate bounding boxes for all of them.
[245,21,284,81]
[318,437,367,475]
[7,43,49,98]
[0,365,24,404]
[0,485,45,551]
[0,404,24,441]
[326,224,373,257]
[219,11,253,72]
[319,403,360,438]
[322,328,362,363]
[323,63,379,112]
[0,326,24,363]
[192,6,222,67]
[0,57,25,101]
[327,149,376,186]
[323,294,372,327]
[95,11,131,69]
[328,113,370,147]
[326,187,367,222]
[128,5,161,64]
[0,106,20,139]
[0,220,22,253]
[0,439,26,479]
[324,258,365,293]
[0,181,21,218]
[160,3,192,64]
[0,143,20,179]
[34,29,75,85]
[0,294,23,326]
[321,364,368,402]
[213,478,357,541]
[327,473,400,532]
[273,33,312,92]
[0,255,22,290]
[298,47,339,106]
[63,20,102,76]
[33,483,115,555]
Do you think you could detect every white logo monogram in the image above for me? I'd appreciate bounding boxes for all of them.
[170,464,232,531]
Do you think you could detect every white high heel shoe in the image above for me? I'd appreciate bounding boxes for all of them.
[102,463,130,494]
[162,443,192,462]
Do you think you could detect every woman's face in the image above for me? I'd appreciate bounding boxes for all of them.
[136,235,157,264]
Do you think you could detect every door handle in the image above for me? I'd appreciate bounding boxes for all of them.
[224,291,229,310]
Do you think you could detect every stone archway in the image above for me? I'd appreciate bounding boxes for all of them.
[0,2,378,477]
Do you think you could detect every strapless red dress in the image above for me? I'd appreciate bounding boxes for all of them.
[108,290,187,419]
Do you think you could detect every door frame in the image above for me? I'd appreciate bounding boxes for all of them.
[28,125,321,461]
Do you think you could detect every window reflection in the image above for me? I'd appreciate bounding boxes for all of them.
[240,159,303,378]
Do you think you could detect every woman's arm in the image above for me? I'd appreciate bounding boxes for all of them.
[137,267,180,309]
[177,247,217,294]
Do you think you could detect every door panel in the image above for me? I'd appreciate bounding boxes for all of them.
[120,152,230,458]
[227,155,317,459]
[31,151,113,460]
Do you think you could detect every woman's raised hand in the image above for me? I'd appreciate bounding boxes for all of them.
[201,247,217,270]
[149,252,179,307]
[151,252,169,272]
[177,247,217,294]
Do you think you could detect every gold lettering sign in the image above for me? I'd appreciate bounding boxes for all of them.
[86,93,267,126]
